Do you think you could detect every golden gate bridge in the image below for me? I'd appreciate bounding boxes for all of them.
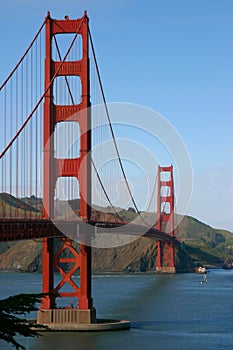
[0,12,177,328]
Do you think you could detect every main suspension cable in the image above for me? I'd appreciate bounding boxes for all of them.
[146,171,158,213]
[88,28,150,227]
[52,27,124,223]
[0,16,85,159]
[0,19,46,91]
[91,159,125,223]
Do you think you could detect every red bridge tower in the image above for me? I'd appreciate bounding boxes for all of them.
[156,165,176,273]
[38,12,96,325]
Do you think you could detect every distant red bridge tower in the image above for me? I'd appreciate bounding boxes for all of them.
[156,165,176,273]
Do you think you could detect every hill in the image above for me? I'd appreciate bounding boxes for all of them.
[0,236,194,273]
[177,215,233,268]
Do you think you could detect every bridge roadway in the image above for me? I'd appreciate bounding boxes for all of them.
[0,218,176,244]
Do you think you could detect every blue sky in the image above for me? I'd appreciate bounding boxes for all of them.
[0,0,232,231]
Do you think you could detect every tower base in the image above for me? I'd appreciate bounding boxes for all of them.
[37,308,96,325]
[156,266,176,274]
[36,308,130,331]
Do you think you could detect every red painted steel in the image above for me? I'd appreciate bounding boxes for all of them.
[41,12,92,310]
[156,165,175,271]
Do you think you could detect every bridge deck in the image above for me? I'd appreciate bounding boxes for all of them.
[0,219,176,243]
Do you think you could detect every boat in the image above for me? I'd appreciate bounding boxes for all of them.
[196,266,206,274]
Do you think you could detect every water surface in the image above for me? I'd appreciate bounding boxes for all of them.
[0,270,232,350]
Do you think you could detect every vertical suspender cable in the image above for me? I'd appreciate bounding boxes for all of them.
[9,79,12,217]
[25,54,28,217]
[30,47,33,218]
[35,33,38,217]
[3,87,6,217]
[39,31,42,217]
[15,70,19,217]
[146,172,158,213]
[21,64,24,217]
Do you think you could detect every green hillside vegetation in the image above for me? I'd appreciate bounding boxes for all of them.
[177,216,233,268]
[0,193,41,218]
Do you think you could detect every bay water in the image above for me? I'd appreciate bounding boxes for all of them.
[0,269,232,350]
